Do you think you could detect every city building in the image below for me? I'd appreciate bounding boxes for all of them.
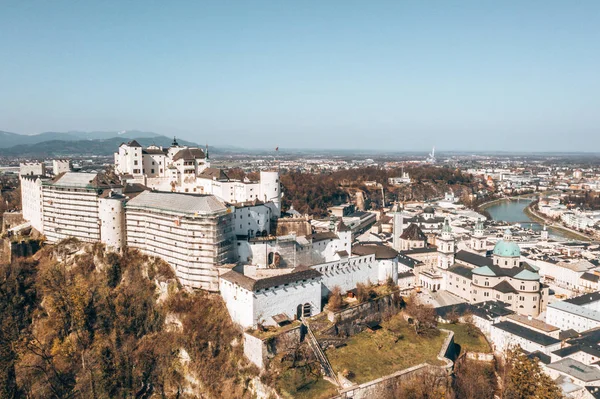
[125,190,235,291]
[445,229,548,317]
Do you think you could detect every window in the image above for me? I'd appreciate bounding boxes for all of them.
[151,169,155,174]
[134,160,138,165]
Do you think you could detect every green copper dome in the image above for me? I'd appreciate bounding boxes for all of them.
[493,239,521,257]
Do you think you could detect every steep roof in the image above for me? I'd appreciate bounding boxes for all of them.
[493,321,560,346]
[126,140,142,147]
[220,268,322,292]
[198,167,229,181]
[143,148,167,155]
[493,280,518,294]
[309,232,338,242]
[400,223,427,241]
[352,244,398,259]
[172,147,206,161]
[581,272,600,283]
[455,250,493,267]
[447,264,473,279]
[565,292,600,306]
[125,191,227,215]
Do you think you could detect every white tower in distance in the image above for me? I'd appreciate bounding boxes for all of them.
[392,202,404,252]
[260,170,282,218]
[541,225,549,241]
[437,217,455,269]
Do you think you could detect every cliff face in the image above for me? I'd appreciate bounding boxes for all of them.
[0,239,258,399]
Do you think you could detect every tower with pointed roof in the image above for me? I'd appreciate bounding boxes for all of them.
[437,217,455,269]
[471,219,487,254]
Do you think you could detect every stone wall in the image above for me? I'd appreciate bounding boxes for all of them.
[466,351,495,362]
[325,292,403,336]
[1,212,25,232]
[0,238,41,264]
[243,324,304,369]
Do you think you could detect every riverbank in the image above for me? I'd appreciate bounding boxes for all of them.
[524,202,592,242]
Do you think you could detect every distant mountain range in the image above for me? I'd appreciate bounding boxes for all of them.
[0,130,199,157]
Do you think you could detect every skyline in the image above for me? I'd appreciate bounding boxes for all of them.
[1,1,599,152]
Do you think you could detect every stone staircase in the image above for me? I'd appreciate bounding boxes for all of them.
[303,319,340,387]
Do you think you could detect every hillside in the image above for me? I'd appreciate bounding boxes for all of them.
[0,239,258,398]
[0,136,198,157]
[0,130,165,148]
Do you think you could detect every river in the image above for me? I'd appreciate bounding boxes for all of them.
[484,198,567,239]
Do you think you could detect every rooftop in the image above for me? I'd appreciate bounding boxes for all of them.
[220,267,322,292]
[352,244,398,260]
[493,321,560,347]
[506,314,559,333]
[455,250,493,267]
[546,358,600,382]
[125,191,227,215]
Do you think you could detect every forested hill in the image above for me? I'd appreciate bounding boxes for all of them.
[0,239,258,398]
[0,136,198,157]
[278,166,484,217]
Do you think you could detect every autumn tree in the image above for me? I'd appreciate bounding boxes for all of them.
[405,294,438,336]
[502,349,563,399]
[327,286,344,311]
[453,356,496,399]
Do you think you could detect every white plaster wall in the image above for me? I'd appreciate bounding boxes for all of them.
[254,279,322,327]
[99,197,125,251]
[21,177,44,233]
[312,255,378,297]
[243,332,266,369]
[546,306,600,333]
[489,325,561,355]
[378,259,398,284]
[220,280,254,327]
[19,162,45,177]
[259,171,281,217]
[233,205,271,237]
[445,271,471,301]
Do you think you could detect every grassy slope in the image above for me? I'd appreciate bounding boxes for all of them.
[325,316,446,384]
[441,323,491,354]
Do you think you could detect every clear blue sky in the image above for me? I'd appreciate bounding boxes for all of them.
[1,1,599,152]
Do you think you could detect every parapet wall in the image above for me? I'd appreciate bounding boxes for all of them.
[330,329,455,399]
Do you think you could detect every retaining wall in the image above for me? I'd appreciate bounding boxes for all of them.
[326,292,403,336]
[243,324,303,369]
[330,329,455,399]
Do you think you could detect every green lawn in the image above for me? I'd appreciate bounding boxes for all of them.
[275,363,338,399]
[325,316,447,384]
[441,323,491,354]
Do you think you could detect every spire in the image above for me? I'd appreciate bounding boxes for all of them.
[442,217,452,234]
[205,143,209,160]
[172,136,179,147]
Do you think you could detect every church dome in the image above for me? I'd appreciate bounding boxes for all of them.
[423,206,435,214]
[493,240,521,257]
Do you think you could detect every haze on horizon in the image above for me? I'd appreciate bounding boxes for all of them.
[1,1,599,152]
